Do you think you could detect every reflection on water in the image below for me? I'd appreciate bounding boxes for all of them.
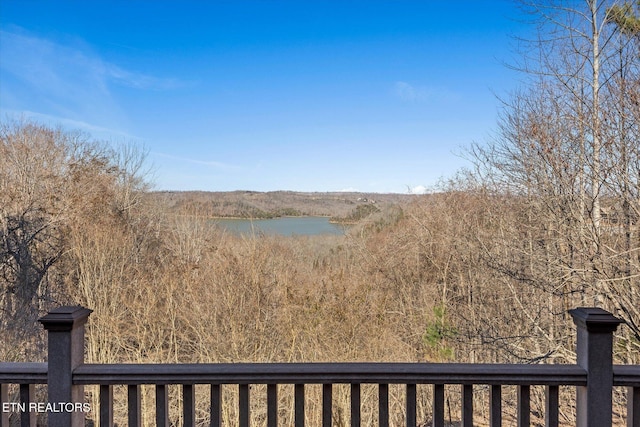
[213,216,346,236]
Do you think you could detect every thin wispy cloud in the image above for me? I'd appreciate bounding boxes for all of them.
[1,109,138,141]
[106,64,189,91]
[153,152,240,170]
[1,30,112,117]
[393,81,461,103]
[0,28,189,132]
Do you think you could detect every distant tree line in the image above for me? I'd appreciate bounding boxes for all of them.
[1,0,638,424]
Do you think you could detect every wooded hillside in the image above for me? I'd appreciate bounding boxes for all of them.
[148,190,414,219]
[1,1,639,424]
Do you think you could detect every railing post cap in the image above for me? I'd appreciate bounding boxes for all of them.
[568,307,623,333]
[38,305,93,331]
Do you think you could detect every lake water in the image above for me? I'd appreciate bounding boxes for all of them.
[213,216,346,236]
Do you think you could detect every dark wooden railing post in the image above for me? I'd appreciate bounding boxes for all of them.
[569,307,623,427]
[39,306,92,427]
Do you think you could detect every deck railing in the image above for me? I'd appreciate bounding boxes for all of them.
[1,306,639,427]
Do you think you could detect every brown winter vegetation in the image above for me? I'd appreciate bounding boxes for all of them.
[152,190,410,219]
[2,119,638,425]
[2,1,639,425]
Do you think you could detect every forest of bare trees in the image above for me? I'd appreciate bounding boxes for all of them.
[468,0,640,359]
[1,0,638,425]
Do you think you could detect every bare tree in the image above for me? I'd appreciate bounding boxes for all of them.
[0,120,150,360]
[467,0,640,357]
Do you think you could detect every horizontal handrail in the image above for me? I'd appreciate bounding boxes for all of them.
[72,362,588,385]
[3,362,636,387]
[0,362,47,384]
[613,365,640,386]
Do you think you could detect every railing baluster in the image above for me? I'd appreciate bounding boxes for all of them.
[351,383,361,427]
[210,384,221,427]
[629,386,640,427]
[183,384,195,427]
[433,384,445,427]
[379,383,389,427]
[19,384,35,427]
[545,385,559,427]
[490,385,501,427]
[406,383,416,427]
[239,384,250,427]
[518,385,530,427]
[156,384,169,427]
[322,384,332,427]
[461,384,473,427]
[99,384,113,427]
[17,305,632,427]
[295,384,305,427]
[1,383,9,427]
[267,384,278,427]
[128,385,141,427]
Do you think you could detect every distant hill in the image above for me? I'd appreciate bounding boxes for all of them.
[147,190,419,219]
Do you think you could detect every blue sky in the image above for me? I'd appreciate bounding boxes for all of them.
[0,1,527,193]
